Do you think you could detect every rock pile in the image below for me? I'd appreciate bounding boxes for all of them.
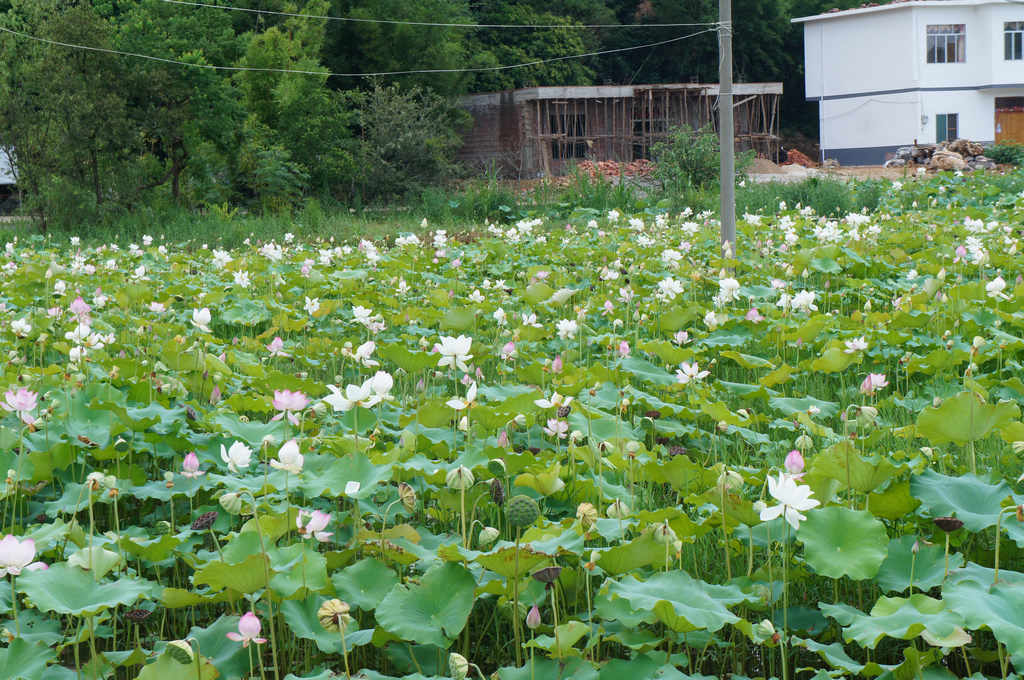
[885,139,996,171]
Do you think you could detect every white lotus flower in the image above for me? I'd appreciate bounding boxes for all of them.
[676,361,710,385]
[220,441,253,474]
[446,381,478,411]
[844,336,868,353]
[987,276,1010,300]
[270,439,303,474]
[437,335,473,372]
[555,319,578,340]
[759,472,820,530]
[323,382,372,412]
[192,308,212,333]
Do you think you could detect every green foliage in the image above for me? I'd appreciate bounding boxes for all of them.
[985,142,1024,166]
[737,177,885,216]
[652,125,754,197]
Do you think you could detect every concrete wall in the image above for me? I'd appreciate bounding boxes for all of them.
[0,151,14,185]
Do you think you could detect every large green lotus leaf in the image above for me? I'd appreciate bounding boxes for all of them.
[268,543,328,598]
[300,452,392,499]
[280,596,374,654]
[593,533,672,575]
[221,298,271,326]
[135,652,218,680]
[790,637,891,677]
[944,575,1024,667]
[375,562,476,648]
[867,481,920,520]
[720,350,775,370]
[768,395,839,418]
[331,557,399,610]
[525,620,590,657]
[820,594,962,649]
[616,355,676,386]
[474,545,550,579]
[798,506,888,581]
[193,554,268,594]
[494,656,597,680]
[914,391,1019,445]
[874,536,964,594]
[810,347,858,373]
[207,411,287,448]
[17,564,158,616]
[910,469,1014,532]
[184,614,252,680]
[806,441,901,494]
[0,639,56,680]
[600,571,746,633]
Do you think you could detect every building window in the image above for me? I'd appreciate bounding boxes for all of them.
[936,113,959,142]
[926,24,965,63]
[549,113,587,159]
[1006,22,1024,60]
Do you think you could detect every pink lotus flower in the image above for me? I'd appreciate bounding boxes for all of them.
[544,418,569,439]
[551,355,563,374]
[1,388,37,426]
[500,342,516,361]
[226,611,267,647]
[525,604,541,630]
[0,535,47,577]
[266,337,289,358]
[860,373,889,396]
[271,390,309,426]
[617,341,630,358]
[745,308,764,323]
[784,449,805,476]
[181,452,205,479]
[69,296,91,320]
[297,510,332,542]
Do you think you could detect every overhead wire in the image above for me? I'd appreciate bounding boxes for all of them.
[0,24,719,78]
[158,0,718,29]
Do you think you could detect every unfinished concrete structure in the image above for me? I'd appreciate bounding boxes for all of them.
[457,82,783,177]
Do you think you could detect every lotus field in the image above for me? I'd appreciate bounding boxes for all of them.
[3,175,1024,680]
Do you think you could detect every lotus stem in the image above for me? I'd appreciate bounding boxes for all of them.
[339,624,351,680]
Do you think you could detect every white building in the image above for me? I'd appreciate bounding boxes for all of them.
[0,152,14,185]
[794,0,1024,164]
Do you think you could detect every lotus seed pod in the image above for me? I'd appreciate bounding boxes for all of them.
[606,499,630,519]
[397,482,417,512]
[446,466,474,490]
[478,526,499,547]
[165,640,194,664]
[317,599,353,632]
[506,495,540,528]
[575,502,598,530]
[449,652,469,680]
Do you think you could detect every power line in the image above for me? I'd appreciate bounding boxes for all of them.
[159,0,718,29]
[0,25,717,78]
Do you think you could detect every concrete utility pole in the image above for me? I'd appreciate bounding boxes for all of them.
[718,0,736,257]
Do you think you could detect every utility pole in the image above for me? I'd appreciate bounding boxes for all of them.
[718,0,736,257]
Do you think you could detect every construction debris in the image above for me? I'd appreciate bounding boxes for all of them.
[782,149,817,168]
[574,159,656,180]
[887,139,996,171]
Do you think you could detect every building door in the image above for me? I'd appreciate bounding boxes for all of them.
[995,97,1024,143]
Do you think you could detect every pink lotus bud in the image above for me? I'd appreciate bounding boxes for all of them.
[618,341,630,357]
[210,385,222,405]
[784,449,804,475]
[525,605,541,630]
[551,355,563,374]
[497,430,509,448]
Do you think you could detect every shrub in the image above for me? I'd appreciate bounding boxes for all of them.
[985,142,1024,166]
[652,125,753,193]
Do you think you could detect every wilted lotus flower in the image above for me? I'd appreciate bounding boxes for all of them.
[0,535,47,577]
[859,373,888,396]
[446,466,474,490]
[297,509,332,542]
[532,566,562,585]
[269,439,303,474]
[226,611,267,647]
[576,502,598,530]
[477,526,499,547]
[318,599,353,632]
[398,482,417,511]
[606,499,630,519]
[1,388,37,426]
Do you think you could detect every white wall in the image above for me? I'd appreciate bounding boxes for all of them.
[919,90,993,142]
[805,10,917,100]
[986,4,1024,86]
[0,152,14,185]
[821,94,920,150]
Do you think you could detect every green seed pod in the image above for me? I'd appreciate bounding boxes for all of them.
[506,495,540,529]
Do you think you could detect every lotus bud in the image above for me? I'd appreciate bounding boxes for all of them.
[673,539,683,554]
[911,539,920,554]
[570,429,584,444]
[972,336,985,350]
[606,499,630,519]
[496,430,509,448]
[525,604,541,630]
[575,502,598,530]
[449,652,469,680]
[397,482,417,511]
[513,414,527,428]
[478,526,499,547]
[311,401,327,416]
[624,440,641,455]
[446,466,474,490]
[219,492,243,515]
[920,447,934,458]
[165,640,195,664]
[858,405,879,426]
